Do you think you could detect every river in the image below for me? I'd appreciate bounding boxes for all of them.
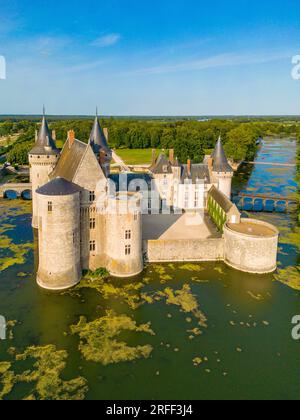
[0,137,299,400]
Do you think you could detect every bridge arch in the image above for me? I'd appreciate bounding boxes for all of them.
[21,189,32,200]
[3,190,19,199]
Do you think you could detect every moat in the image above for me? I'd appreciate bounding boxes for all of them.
[0,137,299,400]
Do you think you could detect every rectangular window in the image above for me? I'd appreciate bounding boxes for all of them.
[90,218,96,229]
[89,191,95,202]
[125,230,131,240]
[48,201,53,212]
[134,212,138,221]
[125,245,131,256]
[184,191,189,208]
[89,240,96,252]
[194,191,199,208]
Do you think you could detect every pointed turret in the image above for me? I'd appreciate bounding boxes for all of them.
[212,136,233,173]
[29,109,60,228]
[89,112,110,155]
[212,136,233,199]
[30,111,59,155]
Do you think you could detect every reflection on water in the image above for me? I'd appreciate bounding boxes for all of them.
[0,137,299,400]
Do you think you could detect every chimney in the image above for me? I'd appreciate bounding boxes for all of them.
[169,149,174,165]
[207,157,213,171]
[52,130,56,141]
[103,127,109,141]
[151,149,156,165]
[68,130,75,148]
[35,130,38,142]
[187,159,191,175]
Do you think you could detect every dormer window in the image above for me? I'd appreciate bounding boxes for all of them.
[163,165,168,173]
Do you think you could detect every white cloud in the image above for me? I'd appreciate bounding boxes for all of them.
[91,33,121,48]
[33,36,71,56]
[129,50,291,75]
[63,59,109,74]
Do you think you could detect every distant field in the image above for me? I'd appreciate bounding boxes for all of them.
[56,140,64,149]
[114,148,163,165]
[0,133,20,147]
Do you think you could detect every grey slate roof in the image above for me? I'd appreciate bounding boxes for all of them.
[30,116,60,156]
[208,185,234,213]
[109,173,153,191]
[213,137,233,173]
[50,139,87,182]
[89,115,110,154]
[37,177,82,196]
[181,164,210,183]
[150,154,173,174]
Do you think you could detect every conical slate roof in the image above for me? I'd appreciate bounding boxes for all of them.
[30,114,59,155]
[36,177,82,196]
[89,114,110,154]
[213,137,233,173]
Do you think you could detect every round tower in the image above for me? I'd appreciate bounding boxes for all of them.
[29,113,60,228]
[212,137,233,199]
[36,178,82,290]
[105,192,143,277]
[224,218,279,274]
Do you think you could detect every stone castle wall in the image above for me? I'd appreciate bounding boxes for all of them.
[105,194,143,277]
[144,237,225,263]
[37,192,82,290]
[223,218,279,274]
[29,154,59,229]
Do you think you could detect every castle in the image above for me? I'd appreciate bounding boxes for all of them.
[29,114,279,290]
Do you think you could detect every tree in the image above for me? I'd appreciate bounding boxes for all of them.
[7,141,33,165]
[225,124,258,161]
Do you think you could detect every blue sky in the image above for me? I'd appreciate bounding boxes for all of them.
[0,0,300,115]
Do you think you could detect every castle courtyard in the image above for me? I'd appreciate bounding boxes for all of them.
[142,212,221,241]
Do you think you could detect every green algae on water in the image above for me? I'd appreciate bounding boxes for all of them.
[0,235,33,272]
[156,284,208,328]
[0,345,88,400]
[0,362,14,400]
[275,266,300,291]
[70,311,155,366]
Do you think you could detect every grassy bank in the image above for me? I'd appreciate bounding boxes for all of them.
[114,148,163,165]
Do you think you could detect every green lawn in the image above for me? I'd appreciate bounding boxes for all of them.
[114,148,163,165]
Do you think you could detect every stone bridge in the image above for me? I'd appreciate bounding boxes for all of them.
[0,183,32,199]
[244,161,296,168]
[237,192,297,212]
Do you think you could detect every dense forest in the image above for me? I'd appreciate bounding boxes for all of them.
[2,117,300,166]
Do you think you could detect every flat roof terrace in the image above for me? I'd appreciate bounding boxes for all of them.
[142,212,221,241]
[226,220,278,237]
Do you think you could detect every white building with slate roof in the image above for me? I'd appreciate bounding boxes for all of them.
[29,114,279,290]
